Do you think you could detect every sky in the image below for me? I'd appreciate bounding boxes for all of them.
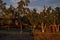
[3,0,60,13]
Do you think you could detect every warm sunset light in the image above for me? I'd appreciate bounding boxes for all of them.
[0,0,60,40]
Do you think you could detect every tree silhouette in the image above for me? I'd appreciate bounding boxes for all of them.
[0,0,7,27]
[7,5,16,28]
[55,7,60,24]
[0,0,60,32]
[0,0,6,16]
[17,0,30,32]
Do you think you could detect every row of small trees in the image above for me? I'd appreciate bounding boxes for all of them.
[0,0,60,32]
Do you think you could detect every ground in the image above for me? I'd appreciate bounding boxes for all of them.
[0,30,60,40]
[33,30,60,40]
[0,32,34,40]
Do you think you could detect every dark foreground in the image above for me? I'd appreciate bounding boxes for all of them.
[0,32,34,40]
[1,30,60,40]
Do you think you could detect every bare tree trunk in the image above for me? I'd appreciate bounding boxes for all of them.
[33,24,36,32]
[44,24,46,32]
[56,25,59,32]
[18,18,22,33]
[52,25,55,32]
[20,22,22,33]
[41,23,44,32]
[52,23,57,32]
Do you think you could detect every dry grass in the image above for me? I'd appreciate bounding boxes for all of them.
[33,30,60,40]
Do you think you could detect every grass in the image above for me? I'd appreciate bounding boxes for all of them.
[33,30,60,40]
